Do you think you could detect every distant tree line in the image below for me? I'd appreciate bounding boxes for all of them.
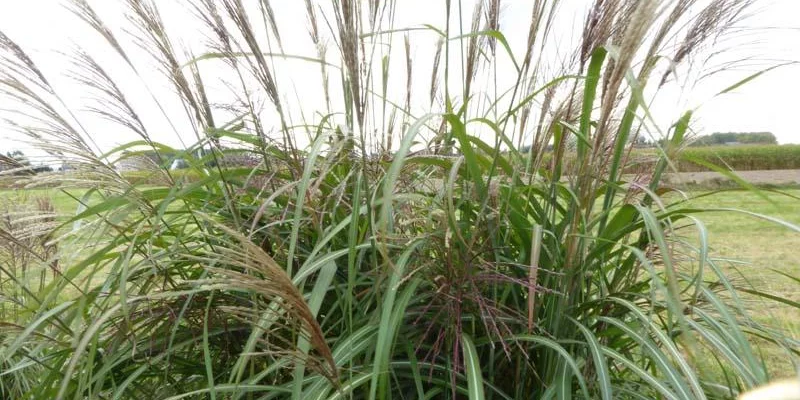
[689,132,777,146]
[0,151,53,175]
[632,132,777,148]
[519,131,778,154]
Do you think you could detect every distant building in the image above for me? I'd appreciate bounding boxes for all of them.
[57,163,75,172]
[169,158,189,170]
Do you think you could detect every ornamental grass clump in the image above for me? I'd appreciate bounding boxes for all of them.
[0,0,797,399]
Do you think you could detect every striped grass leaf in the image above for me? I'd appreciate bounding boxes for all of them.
[461,334,486,400]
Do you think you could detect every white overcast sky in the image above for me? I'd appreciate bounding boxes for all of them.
[0,0,798,160]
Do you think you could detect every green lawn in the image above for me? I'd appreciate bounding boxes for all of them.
[1,188,90,216]
[684,189,799,328]
[681,189,800,377]
[0,188,106,299]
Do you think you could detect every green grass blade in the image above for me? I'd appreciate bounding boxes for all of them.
[369,241,423,400]
[569,318,612,400]
[203,293,217,400]
[577,47,607,159]
[461,334,486,400]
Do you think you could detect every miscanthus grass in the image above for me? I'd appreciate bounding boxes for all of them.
[0,0,797,399]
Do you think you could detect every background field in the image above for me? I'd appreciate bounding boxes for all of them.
[675,145,800,172]
[532,144,800,178]
[682,190,800,375]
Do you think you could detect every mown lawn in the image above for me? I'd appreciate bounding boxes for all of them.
[685,189,799,327]
[1,188,90,216]
[681,189,800,377]
[0,188,106,299]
